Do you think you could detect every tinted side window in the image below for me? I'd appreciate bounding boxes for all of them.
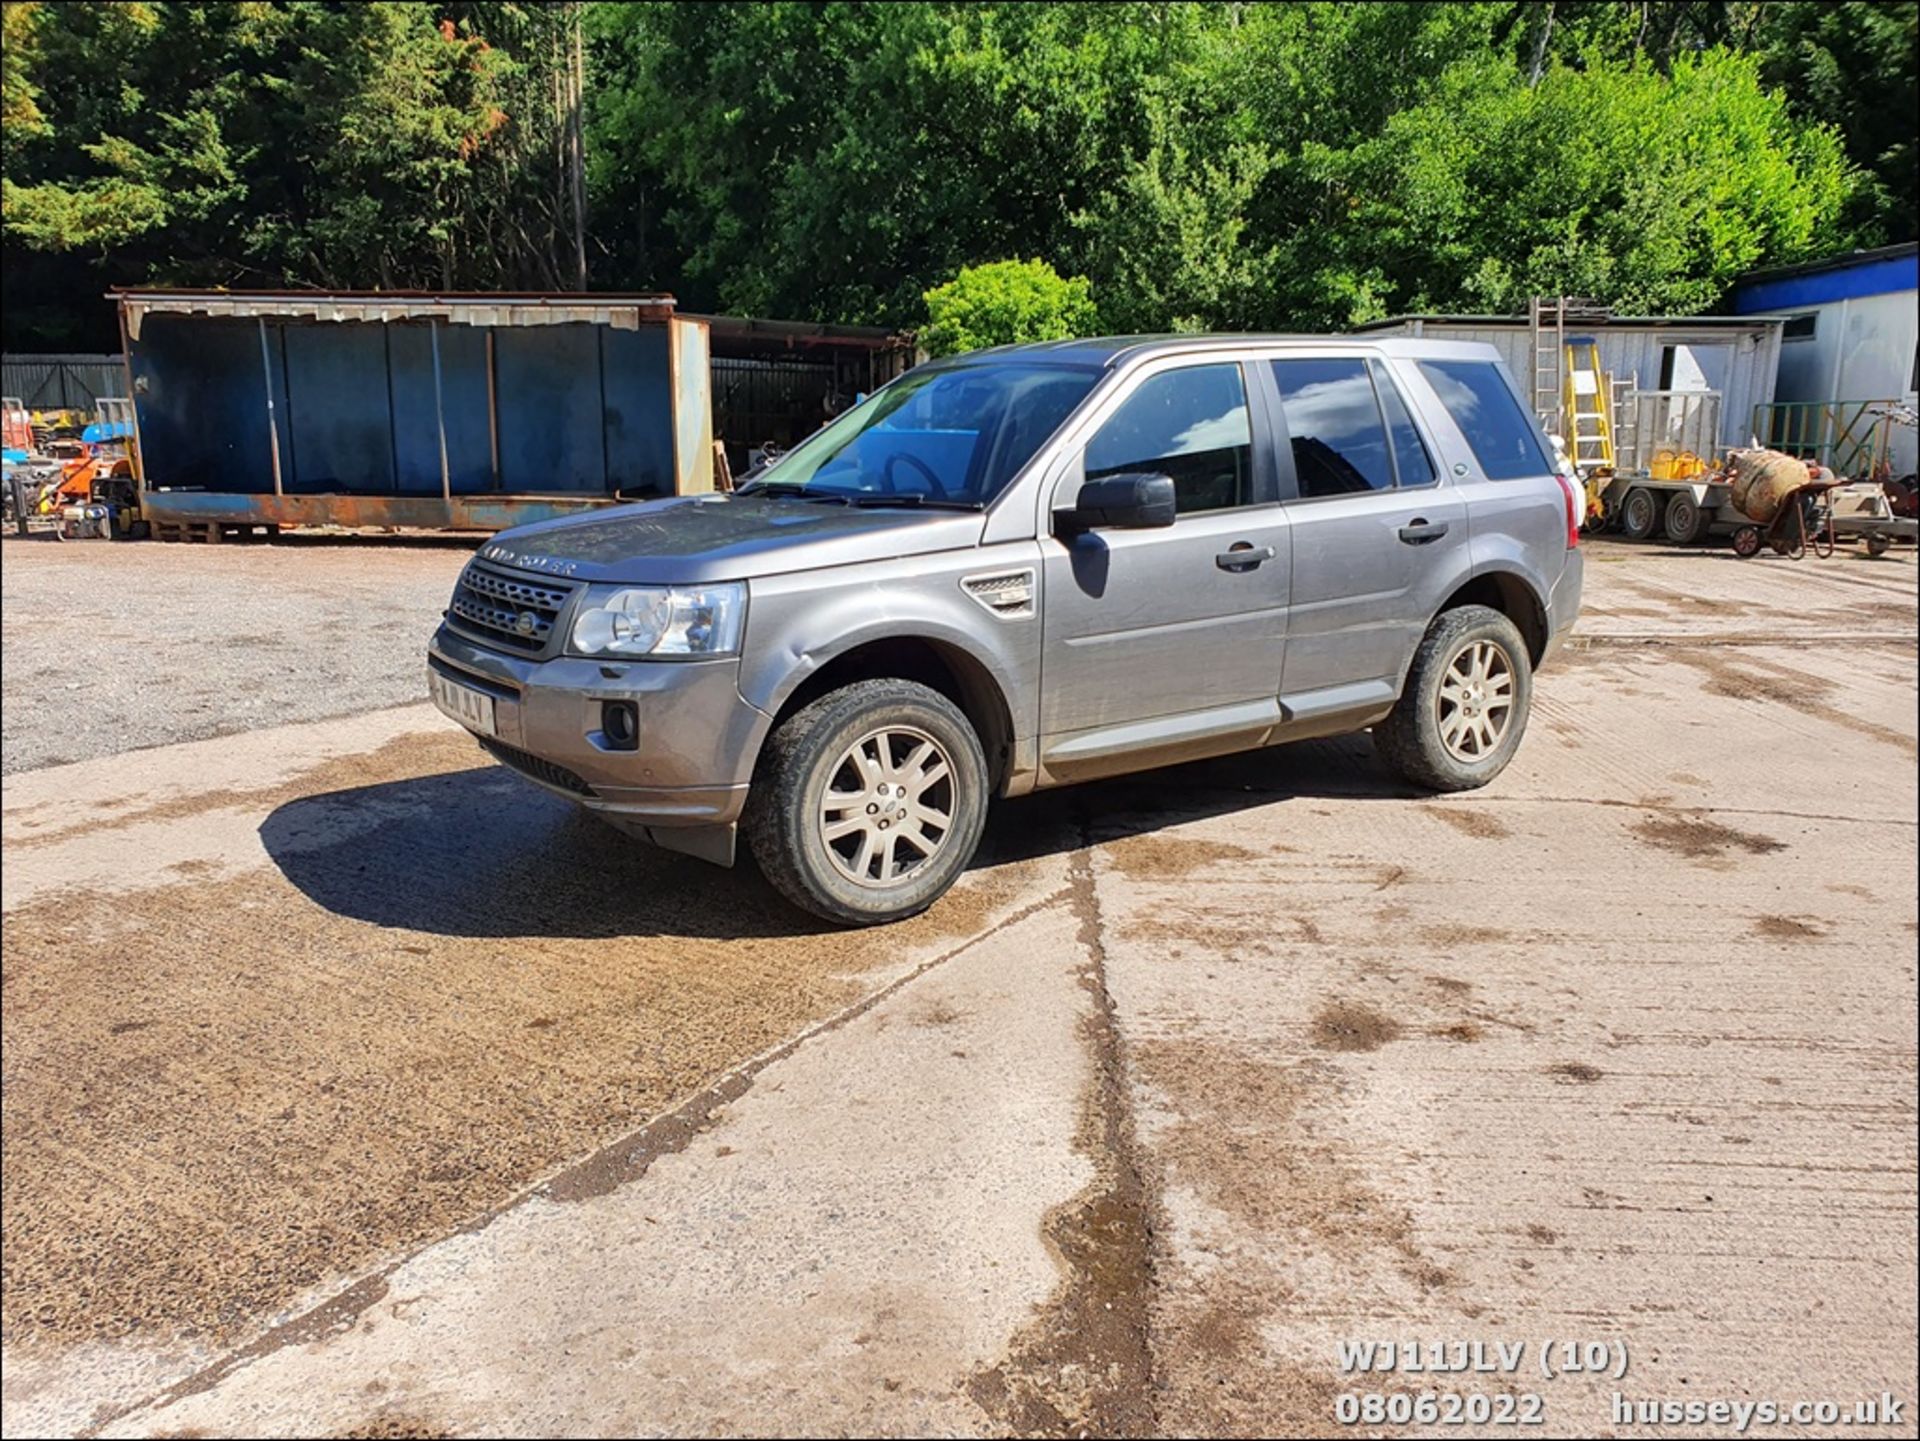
[1372,361,1435,487]
[1085,363,1252,514]
[1416,359,1551,480]
[1270,358,1394,497]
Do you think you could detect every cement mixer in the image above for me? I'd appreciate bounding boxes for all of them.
[1720,447,1843,559]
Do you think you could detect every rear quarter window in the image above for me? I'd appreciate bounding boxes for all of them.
[1416,359,1551,481]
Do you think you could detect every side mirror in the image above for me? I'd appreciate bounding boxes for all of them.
[1057,472,1177,532]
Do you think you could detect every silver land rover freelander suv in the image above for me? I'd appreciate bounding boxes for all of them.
[427,336,1583,925]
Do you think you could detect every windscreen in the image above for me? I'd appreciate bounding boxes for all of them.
[747,363,1099,506]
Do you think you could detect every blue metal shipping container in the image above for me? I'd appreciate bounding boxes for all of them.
[115,290,716,532]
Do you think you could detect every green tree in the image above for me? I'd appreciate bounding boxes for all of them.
[2,1,586,345]
[921,258,1097,356]
[1281,48,1851,326]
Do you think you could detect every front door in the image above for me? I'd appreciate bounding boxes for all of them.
[1039,359,1292,780]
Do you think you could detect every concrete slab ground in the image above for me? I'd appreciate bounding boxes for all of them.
[2,538,1914,1437]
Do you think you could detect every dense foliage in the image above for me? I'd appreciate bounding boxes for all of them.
[921,259,1099,356]
[2,1,1909,350]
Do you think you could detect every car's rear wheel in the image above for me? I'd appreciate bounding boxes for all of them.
[1374,605,1533,792]
[745,678,988,926]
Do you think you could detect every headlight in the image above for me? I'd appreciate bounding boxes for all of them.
[569,583,746,657]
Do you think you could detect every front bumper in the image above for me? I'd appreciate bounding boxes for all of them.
[428,624,772,860]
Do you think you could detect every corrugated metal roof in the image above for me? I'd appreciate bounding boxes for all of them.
[1734,241,1918,286]
[1353,312,1782,331]
[112,288,676,339]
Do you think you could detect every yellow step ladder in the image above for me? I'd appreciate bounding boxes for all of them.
[1562,338,1615,471]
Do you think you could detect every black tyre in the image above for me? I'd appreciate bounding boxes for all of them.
[1663,490,1704,544]
[1374,605,1533,792]
[1731,524,1763,558]
[1620,487,1663,541]
[744,678,989,926]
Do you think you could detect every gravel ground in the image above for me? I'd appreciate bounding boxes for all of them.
[0,533,476,775]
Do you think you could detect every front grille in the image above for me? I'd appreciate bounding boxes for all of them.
[477,737,597,797]
[448,562,578,653]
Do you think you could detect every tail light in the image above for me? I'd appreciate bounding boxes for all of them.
[1553,473,1582,549]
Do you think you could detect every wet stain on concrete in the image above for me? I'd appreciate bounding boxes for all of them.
[969,844,1155,1438]
[1421,805,1511,840]
[1311,1002,1404,1053]
[1632,813,1785,861]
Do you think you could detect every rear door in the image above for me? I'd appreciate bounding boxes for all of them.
[1264,353,1466,723]
[1405,355,1569,604]
[1038,358,1292,779]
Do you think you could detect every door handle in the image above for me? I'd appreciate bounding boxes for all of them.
[1215,543,1276,572]
[1398,518,1450,545]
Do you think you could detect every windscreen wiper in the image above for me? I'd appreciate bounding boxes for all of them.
[849,494,983,511]
[741,482,850,504]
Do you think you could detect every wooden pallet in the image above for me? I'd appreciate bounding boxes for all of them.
[151,519,281,544]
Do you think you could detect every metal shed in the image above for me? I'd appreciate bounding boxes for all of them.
[1353,311,1783,458]
[1,353,128,411]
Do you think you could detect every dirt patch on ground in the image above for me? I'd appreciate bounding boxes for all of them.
[1420,923,1512,947]
[1549,1061,1605,1084]
[340,1415,454,1439]
[1311,1002,1404,1053]
[1632,812,1786,861]
[1,818,1039,1352]
[1421,805,1511,840]
[1752,914,1829,940]
[1129,1038,1443,1434]
[1099,833,1257,882]
[1668,649,1917,758]
[1120,912,1278,960]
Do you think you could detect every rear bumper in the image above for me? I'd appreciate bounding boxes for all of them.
[1542,549,1585,665]
[427,625,771,852]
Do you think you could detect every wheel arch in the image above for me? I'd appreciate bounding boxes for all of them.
[753,634,1018,793]
[1435,569,1549,665]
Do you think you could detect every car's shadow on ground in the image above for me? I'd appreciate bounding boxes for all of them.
[260,733,1413,940]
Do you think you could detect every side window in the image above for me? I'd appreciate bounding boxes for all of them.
[1085,363,1252,514]
[1416,359,1551,481]
[1270,358,1395,497]
[1372,360,1436,487]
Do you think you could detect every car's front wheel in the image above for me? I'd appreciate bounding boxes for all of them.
[744,678,989,926]
[1374,604,1534,792]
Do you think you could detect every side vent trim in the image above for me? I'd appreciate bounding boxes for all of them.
[960,567,1036,621]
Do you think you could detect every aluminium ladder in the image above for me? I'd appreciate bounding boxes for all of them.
[1528,297,1567,439]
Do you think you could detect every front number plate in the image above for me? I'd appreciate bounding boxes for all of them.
[429,668,498,737]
